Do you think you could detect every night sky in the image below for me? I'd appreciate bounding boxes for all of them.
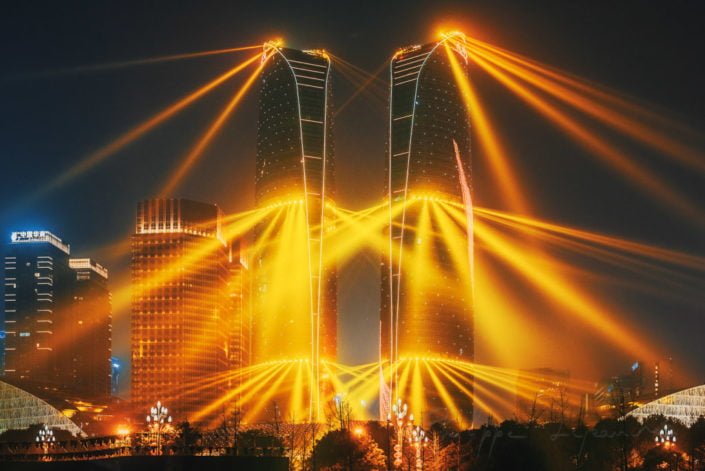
[2,1,703,395]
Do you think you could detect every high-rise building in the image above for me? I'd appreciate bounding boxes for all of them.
[3,231,73,386]
[67,258,112,400]
[130,198,230,424]
[254,43,337,419]
[2,231,112,401]
[381,34,474,425]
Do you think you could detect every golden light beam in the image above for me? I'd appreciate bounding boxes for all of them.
[444,43,531,214]
[476,210,704,296]
[110,204,277,314]
[467,37,705,169]
[465,49,704,226]
[10,45,261,78]
[191,362,287,423]
[467,211,655,360]
[21,53,261,206]
[243,362,296,423]
[475,207,705,272]
[423,360,471,428]
[159,56,266,196]
[334,59,389,116]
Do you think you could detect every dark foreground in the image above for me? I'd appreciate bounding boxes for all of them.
[1,455,289,470]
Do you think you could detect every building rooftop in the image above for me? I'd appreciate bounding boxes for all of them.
[9,231,70,255]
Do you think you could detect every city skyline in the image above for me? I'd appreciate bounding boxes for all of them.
[1,1,697,426]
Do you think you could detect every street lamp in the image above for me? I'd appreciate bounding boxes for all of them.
[391,398,414,469]
[35,424,56,456]
[655,424,676,448]
[411,426,428,471]
[147,400,172,455]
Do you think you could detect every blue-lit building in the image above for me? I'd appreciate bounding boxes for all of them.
[2,231,112,401]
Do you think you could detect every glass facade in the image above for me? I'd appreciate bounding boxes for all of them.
[254,46,337,420]
[2,232,111,402]
[381,37,474,424]
[130,198,231,424]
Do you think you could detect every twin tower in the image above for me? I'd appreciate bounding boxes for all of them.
[254,34,474,422]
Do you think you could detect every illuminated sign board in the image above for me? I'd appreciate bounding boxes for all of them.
[10,231,49,242]
[9,231,70,254]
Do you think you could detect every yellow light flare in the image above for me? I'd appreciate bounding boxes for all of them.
[430,202,472,285]
[423,361,472,428]
[473,254,551,366]
[444,42,531,214]
[21,45,262,79]
[475,207,705,272]
[324,201,402,267]
[411,359,427,424]
[465,49,704,226]
[334,59,389,116]
[467,37,705,170]
[110,204,277,314]
[466,210,655,360]
[243,362,297,423]
[25,53,261,205]
[476,209,704,295]
[191,361,287,423]
[159,56,268,196]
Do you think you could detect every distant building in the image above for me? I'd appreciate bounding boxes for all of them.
[130,198,231,424]
[381,33,474,425]
[2,231,111,401]
[594,361,645,418]
[67,258,111,400]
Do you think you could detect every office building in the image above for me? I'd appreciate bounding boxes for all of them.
[2,231,111,401]
[254,43,337,419]
[381,33,474,424]
[130,198,230,424]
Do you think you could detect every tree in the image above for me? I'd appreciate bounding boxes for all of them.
[237,428,285,456]
[205,409,241,450]
[174,421,202,449]
[326,397,352,431]
[310,429,386,470]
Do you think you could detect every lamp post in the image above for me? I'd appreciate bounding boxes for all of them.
[655,424,679,470]
[411,426,427,470]
[391,398,413,469]
[386,412,396,471]
[655,424,676,448]
[147,400,172,455]
[35,424,56,457]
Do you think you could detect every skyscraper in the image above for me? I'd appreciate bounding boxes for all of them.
[3,231,72,386]
[130,198,230,424]
[67,258,112,400]
[2,231,112,401]
[254,43,337,419]
[381,34,474,424]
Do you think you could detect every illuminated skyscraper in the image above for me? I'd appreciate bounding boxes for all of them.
[67,258,112,400]
[3,231,73,386]
[2,231,112,401]
[130,198,230,424]
[381,34,474,424]
[254,44,336,419]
